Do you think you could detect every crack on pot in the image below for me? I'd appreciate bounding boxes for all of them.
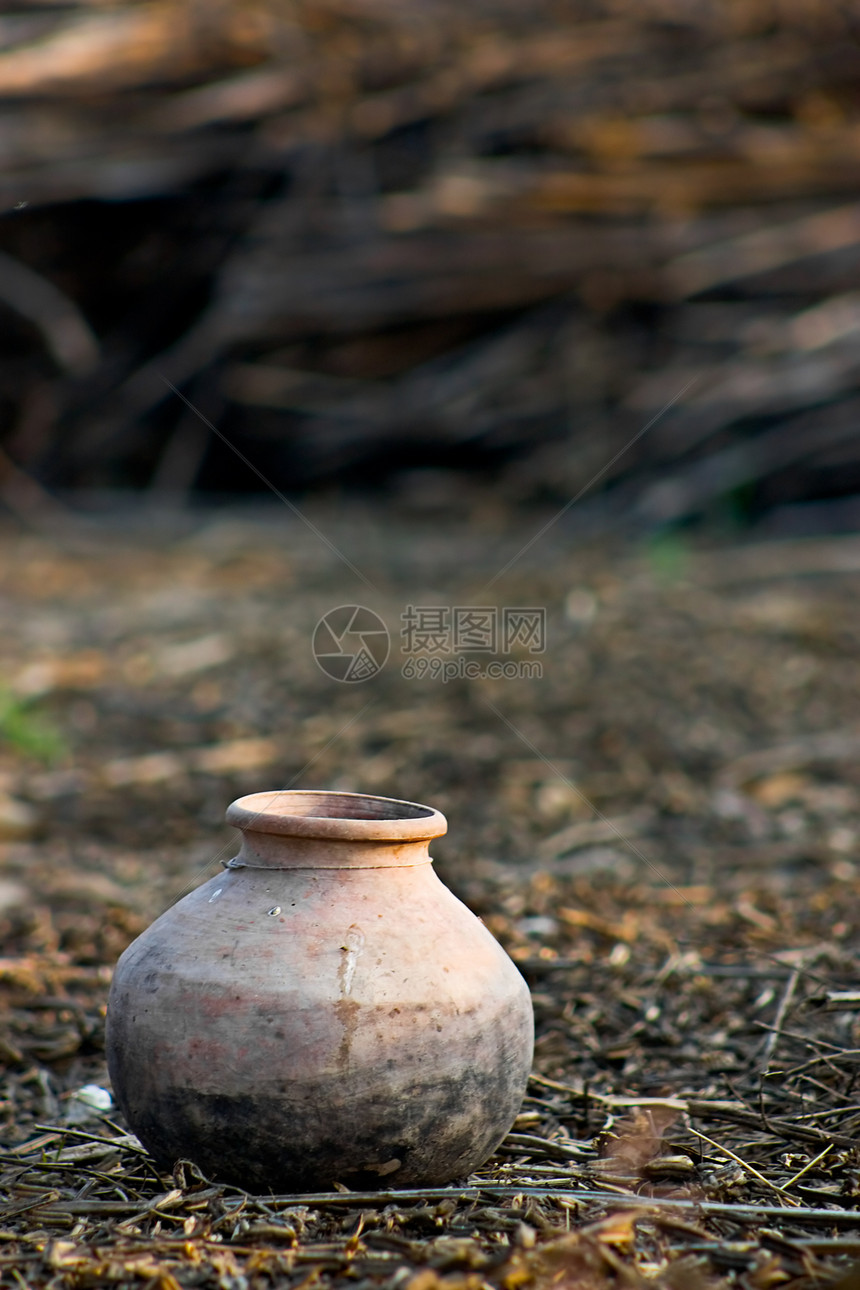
[339,924,365,996]
[336,924,365,1072]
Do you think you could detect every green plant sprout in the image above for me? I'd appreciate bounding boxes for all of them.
[0,688,67,763]
[646,530,690,584]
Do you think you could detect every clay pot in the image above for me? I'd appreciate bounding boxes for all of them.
[106,790,534,1191]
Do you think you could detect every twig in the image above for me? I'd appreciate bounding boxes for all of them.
[685,1127,800,1206]
[107,1183,860,1227]
[667,204,860,298]
[0,250,99,374]
[781,1144,834,1193]
[498,1133,591,1161]
[527,1077,860,1150]
[760,961,804,1072]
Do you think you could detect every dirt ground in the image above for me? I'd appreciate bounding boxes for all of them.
[3,503,860,1288]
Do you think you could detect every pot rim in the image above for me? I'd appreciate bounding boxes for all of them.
[226,789,448,841]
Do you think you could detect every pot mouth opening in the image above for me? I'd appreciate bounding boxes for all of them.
[226,790,447,841]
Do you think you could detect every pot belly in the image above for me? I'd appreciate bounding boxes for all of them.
[108,985,533,1189]
[106,863,534,1189]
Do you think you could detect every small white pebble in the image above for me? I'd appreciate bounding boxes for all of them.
[564,588,597,627]
[74,1085,113,1110]
[515,915,558,938]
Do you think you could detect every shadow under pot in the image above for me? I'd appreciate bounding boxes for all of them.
[106,789,535,1191]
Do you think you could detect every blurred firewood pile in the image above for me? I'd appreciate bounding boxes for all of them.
[1,0,860,527]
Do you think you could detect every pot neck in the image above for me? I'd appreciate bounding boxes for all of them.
[229,831,434,870]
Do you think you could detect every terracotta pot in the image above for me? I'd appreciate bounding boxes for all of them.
[106,790,534,1191]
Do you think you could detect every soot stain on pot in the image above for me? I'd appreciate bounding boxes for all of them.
[127,1049,522,1190]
